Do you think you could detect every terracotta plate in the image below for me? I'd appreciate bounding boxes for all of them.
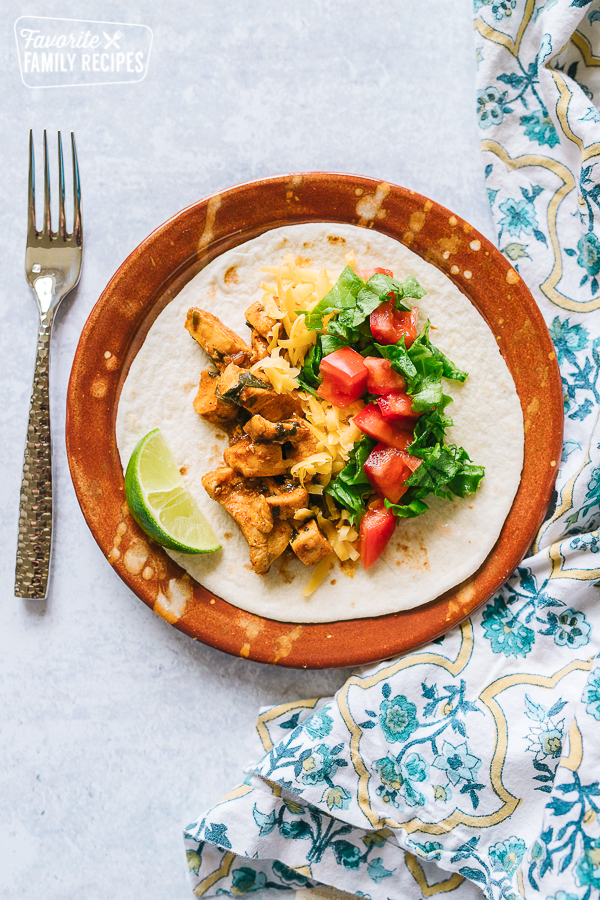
[66,173,563,669]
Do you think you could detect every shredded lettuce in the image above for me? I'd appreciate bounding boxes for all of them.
[403,445,484,501]
[300,338,323,387]
[410,321,468,383]
[303,268,424,333]
[303,266,364,330]
[299,267,484,527]
[384,498,430,518]
[374,325,484,516]
[325,437,376,526]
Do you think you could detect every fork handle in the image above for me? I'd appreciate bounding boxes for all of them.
[15,316,53,599]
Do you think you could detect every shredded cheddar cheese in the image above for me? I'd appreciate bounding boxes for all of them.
[253,256,366,594]
[250,356,299,393]
[302,555,334,597]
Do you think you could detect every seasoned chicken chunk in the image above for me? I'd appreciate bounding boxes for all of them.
[216,363,256,398]
[201,467,290,574]
[250,330,270,361]
[216,364,303,421]
[223,435,287,477]
[227,421,248,447]
[250,328,269,362]
[241,387,303,422]
[290,519,333,567]
[263,520,294,572]
[186,308,254,370]
[265,481,309,520]
[284,426,320,467]
[240,371,304,420]
[243,414,304,443]
[193,371,239,427]
[245,301,278,338]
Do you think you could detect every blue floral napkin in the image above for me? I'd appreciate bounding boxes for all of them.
[184,3,600,897]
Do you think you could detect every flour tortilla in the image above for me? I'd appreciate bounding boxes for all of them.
[116,223,524,623]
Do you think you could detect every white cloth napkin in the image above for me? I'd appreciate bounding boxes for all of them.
[184,2,600,896]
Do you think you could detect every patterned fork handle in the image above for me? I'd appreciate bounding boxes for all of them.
[15,314,53,599]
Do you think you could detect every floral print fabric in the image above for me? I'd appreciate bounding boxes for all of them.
[185,3,600,898]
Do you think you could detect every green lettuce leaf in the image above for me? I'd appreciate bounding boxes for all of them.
[363,273,425,310]
[409,404,454,451]
[303,269,425,333]
[300,338,323,386]
[375,339,418,384]
[447,460,487,497]
[325,437,376,526]
[398,275,427,300]
[303,266,364,330]
[384,498,430,518]
[406,444,485,500]
[410,322,468,382]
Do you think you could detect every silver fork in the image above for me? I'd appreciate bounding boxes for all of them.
[14,130,83,599]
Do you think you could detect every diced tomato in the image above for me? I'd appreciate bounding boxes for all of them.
[317,378,355,408]
[359,500,396,571]
[363,357,406,395]
[364,443,422,504]
[319,347,368,405]
[356,267,393,281]
[353,403,414,450]
[364,444,410,504]
[400,452,422,473]
[370,301,419,347]
[377,392,422,422]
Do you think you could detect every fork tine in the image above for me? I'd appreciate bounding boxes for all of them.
[42,129,52,237]
[57,132,66,239]
[28,130,36,239]
[71,133,82,244]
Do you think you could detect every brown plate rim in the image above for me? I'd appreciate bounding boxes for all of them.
[66,172,563,668]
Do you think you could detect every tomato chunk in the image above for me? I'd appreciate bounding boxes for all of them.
[364,444,410,504]
[370,301,419,347]
[317,378,355,408]
[377,392,422,422]
[353,403,414,450]
[359,501,396,571]
[318,347,368,407]
[356,267,393,281]
[363,357,406,395]
[364,443,422,504]
[319,347,368,403]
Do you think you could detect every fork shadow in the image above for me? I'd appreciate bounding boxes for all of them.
[22,596,49,617]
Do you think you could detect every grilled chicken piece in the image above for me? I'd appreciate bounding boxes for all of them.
[217,363,255,398]
[290,519,333,567]
[243,414,304,444]
[217,364,303,421]
[240,370,304,420]
[284,425,320,468]
[228,421,248,446]
[250,329,270,361]
[245,301,278,338]
[264,480,309,520]
[264,520,294,571]
[186,308,254,370]
[193,371,239,427]
[223,435,287,477]
[242,387,303,422]
[201,467,290,574]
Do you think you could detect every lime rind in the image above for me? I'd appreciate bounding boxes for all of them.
[125,429,221,554]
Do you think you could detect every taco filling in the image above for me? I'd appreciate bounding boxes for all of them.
[185,257,484,590]
[116,223,523,623]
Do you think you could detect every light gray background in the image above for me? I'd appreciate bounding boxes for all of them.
[0,2,494,897]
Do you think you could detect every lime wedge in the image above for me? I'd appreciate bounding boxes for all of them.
[124,429,221,554]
